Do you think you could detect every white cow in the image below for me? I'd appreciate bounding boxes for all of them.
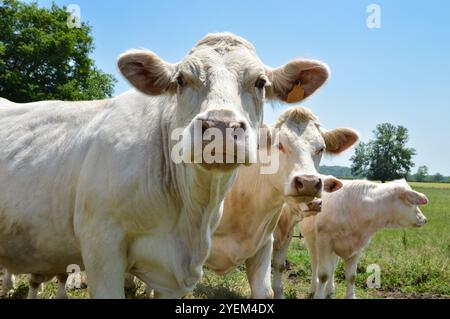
[0,33,329,298]
[206,106,359,298]
[273,179,428,299]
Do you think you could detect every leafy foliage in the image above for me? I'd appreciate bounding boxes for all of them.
[0,0,116,102]
[350,123,416,182]
[414,166,429,182]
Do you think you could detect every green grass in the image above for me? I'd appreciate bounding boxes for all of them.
[409,182,450,189]
[1,183,449,299]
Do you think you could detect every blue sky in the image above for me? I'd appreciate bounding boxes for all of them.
[26,0,450,174]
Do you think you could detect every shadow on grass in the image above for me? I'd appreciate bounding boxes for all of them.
[193,282,246,299]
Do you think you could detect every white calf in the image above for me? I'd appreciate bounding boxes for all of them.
[274,179,428,299]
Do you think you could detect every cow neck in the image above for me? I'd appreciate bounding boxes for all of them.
[160,107,237,278]
[177,164,237,281]
[340,187,394,242]
[165,109,237,279]
[230,162,285,227]
[367,188,403,231]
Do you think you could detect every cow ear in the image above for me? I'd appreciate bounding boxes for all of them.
[323,176,343,193]
[400,189,429,206]
[322,128,359,154]
[118,50,176,96]
[267,59,329,103]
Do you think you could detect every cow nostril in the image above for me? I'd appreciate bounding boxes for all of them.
[315,179,323,192]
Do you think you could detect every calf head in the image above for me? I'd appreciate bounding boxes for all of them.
[262,107,359,205]
[118,33,329,172]
[389,179,428,227]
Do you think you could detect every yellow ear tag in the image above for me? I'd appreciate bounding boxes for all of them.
[287,83,305,103]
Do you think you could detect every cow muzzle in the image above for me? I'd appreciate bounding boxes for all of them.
[285,175,343,202]
[185,109,256,171]
[292,174,323,198]
[414,212,428,227]
[285,175,342,218]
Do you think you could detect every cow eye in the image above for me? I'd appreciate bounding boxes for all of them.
[176,75,184,87]
[255,78,267,89]
[316,147,325,154]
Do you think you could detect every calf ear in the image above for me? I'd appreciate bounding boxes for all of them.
[267,59,329,103]
[322,128,359,154]
[400,190,429,206]
[323,177,343,193]
[118,50,176,96]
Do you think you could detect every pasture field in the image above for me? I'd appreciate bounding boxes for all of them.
[1,182,449,299]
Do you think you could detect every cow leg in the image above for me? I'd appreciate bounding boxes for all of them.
[27,275,41,299]
[344,254,360,299]
[309,246,319,298]
[145,287,154,298]
[325,253,339,298]
[55,274,68,299]
[2,270,14,296]
[313,239,334,299]
[27,274,51,299]
[124,274,136,291]
[272,233,293,299]
[83,251,127,299]
[79,223,127,299]
[124,274,137,298]
[245,238,274,299]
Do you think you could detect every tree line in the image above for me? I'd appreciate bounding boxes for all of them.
[319,122,448,183]
[320,165,450,183]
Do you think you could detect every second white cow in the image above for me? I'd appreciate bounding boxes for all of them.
[206,106,359,298]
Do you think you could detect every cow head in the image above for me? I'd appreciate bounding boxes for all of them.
[388,179,428,228]
[261,107,359,205]
[118,33,329,172]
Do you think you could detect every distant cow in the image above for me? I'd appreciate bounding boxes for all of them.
[0,33,329,298]
[273,179,428,299]
[206,107,359,298]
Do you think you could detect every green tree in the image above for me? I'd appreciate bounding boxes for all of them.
[350,123,416,182]
[0,0,116,102]
[431,172,444,183]
[415,165,429,182]
[348,142,370,178]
